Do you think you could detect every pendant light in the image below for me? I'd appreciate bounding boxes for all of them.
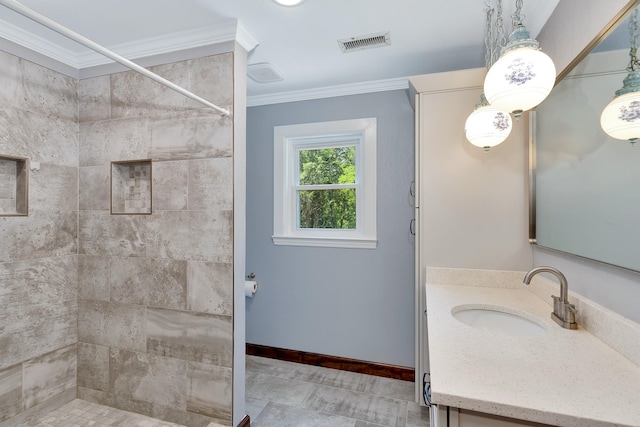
[465,1,512,151]
[601,8,640,145]
[484,0,556,118]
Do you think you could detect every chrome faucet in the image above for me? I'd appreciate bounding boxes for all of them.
[523,266,578,329]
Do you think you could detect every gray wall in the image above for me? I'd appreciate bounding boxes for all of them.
[246,90,415,367]
[0,50,79,425]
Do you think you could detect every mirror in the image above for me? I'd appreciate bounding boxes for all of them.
[533,8,640,272]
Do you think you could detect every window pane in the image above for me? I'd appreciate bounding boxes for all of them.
[298,189,356,229]
[299,146,356,185]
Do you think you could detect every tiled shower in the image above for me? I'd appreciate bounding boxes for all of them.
[0,47,239,427]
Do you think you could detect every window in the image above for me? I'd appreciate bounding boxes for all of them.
[273,118,377,249]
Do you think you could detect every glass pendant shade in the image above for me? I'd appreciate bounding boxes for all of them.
[465,94,513,151]
[484,24,556,117]
[600,71,640,145]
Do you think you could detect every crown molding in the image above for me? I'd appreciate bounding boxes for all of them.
[76,20,258,68]
[236,22,259,53]
[0,18,81,66]
[247,77,409,107]
[0,17,258,69]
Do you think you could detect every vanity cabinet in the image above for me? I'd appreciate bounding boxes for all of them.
[408,68,531,403]
[434,406,554,427]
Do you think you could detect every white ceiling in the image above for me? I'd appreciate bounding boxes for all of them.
[0,0,561,103]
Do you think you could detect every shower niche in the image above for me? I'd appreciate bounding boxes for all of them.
[0,155,29,216]
[111,159,152,215]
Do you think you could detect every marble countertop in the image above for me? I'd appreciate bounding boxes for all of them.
[426,277,640,427]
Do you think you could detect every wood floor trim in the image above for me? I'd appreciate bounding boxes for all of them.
[237,414,250,427]
[246,343,414,382]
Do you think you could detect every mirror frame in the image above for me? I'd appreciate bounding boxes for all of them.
[529,0,640,271]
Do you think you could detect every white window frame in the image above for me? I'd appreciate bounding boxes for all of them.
[273,118,377,249]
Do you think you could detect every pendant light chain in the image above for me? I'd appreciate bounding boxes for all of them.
[493,0,506,65]
[484,0,507,68]
[511,0,524,30]
[485,4,495,69]
[628,8,640,71]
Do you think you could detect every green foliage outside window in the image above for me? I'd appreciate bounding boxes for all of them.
[298,146,356,229]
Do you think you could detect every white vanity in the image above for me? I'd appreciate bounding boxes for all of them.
[425,268,640,427]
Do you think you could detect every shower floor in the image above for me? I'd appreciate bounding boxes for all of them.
[27,399,188,427]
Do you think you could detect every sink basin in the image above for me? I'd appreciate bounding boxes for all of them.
[451,305,547,337]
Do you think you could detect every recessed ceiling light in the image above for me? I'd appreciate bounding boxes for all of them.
[272,0,305,6]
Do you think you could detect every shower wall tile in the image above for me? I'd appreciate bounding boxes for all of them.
[78,75,110,123]
[19,255,77,312]
[186,361,232,419]
[79,211,153,258]
[151,160,188,211]
[80,210,232,261]
[22,344,77,410]
[79,165,110,211]
[78,255,110,301]
[0,51,22,108]
[0,108,79,167]
[78,300,146,352]
[77,342,109,392]
[0,211,77,263]
[0,49,79,426]
[111,62,189,119]
[187,54,233,108]
[0,388,75,427]
[187,261,233,316]
[79,117,150,167]
[146,308,232,367]
[149,110,233,160]
[0,364,22,423]
[109,348,187,409]
[0,256,77,369]
[20,59,78,122]
[75,51,236,426]
[152,210,233,262]
[80,206,232,260]
[78,387,153,417]
[29,164,78,211]
[109,257,187,310]
[187,158,233,211]
[0,298,77,370]
[110,160,152,214]
[0,263,24,319]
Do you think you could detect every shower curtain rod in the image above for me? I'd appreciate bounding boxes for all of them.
[0,0,231,117]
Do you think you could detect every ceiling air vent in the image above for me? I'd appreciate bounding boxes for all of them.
[338,31,390,53]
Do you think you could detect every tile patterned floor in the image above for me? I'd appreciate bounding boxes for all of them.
[24,356,429,427]
[246,355,430,427]
[28,399,187,427]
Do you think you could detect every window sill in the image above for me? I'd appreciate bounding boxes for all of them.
[272,235,377,249]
